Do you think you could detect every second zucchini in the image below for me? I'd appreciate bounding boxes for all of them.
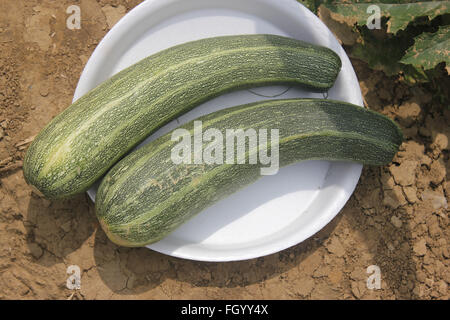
[95,98,402,247]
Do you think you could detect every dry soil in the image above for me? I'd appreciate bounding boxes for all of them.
[0,0,448,300]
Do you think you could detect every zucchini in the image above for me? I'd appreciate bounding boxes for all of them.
[95,99,403,247]
[23,34,342,199]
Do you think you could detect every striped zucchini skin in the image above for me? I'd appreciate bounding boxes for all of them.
[95,99,403,247]
[23,34,342,199]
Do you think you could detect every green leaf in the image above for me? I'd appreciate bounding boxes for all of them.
[350,33,414,76]
[321,1,450,34]
[297,0,319,12]
[400,25,450,71]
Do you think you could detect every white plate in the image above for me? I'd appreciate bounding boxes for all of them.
[74,0,363,261]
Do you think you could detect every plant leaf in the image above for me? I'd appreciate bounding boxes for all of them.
[297,0,318,12]
[400,25,450,71]
[350,33,414,76]
[321,1,450,34]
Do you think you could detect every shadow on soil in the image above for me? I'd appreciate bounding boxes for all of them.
[345,166,418,299]
[92,211,343,294]
[91,167,418,298]
[25,193,96,267]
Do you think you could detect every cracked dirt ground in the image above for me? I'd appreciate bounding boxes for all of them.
[0,0,448,300]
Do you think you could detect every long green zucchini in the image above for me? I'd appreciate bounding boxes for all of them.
[95,99,403,247]
[23,34,342,199]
